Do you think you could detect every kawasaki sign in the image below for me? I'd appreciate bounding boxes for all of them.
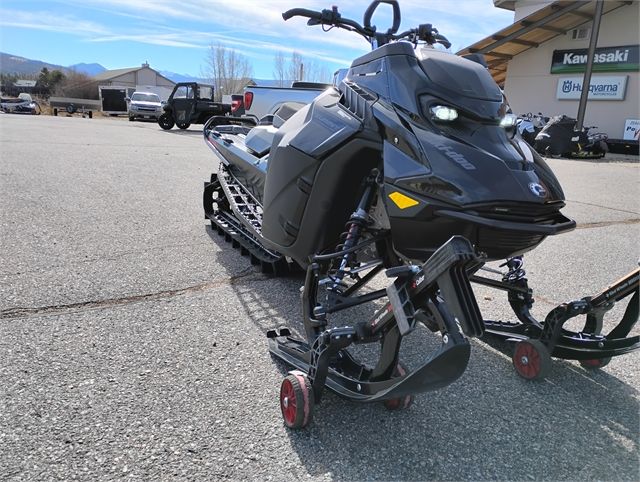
[551,45,639,73]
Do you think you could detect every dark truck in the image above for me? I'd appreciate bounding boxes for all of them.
[158,82,230,130]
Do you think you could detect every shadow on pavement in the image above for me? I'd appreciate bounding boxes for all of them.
[204,224,639,481]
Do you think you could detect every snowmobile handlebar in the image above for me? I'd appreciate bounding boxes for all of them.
[363,0,401,34]
[283,4,450,49]
[282,6,371,38]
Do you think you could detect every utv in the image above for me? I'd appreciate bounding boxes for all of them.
[158,82,230,130]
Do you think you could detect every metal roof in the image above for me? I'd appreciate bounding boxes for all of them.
[456,0,634,86]
[92,67,140,81]
[92,65,175,85]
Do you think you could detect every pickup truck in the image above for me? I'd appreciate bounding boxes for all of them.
[243,82,330,120]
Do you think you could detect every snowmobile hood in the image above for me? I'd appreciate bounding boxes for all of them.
[347,43,565,207]
[405,124,566,207]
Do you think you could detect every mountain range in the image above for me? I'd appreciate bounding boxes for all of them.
[0,52,206,83]
[0,52,289,87]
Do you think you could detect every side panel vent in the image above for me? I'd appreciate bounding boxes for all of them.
[340,81,376,120]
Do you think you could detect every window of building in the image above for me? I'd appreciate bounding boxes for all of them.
[570,27,591,41]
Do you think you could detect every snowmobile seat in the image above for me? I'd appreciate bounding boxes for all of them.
[245,124,278,157]
[246,103,305,157]
[272,102,304,128]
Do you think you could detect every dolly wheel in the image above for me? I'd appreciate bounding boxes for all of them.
[383,362,414,411]
[280,371,314,429]
[579,357,611,370]
[513,340,552,380]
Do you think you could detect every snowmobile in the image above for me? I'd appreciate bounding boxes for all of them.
[202,1,639,428]
[517,112,548,146]
[534,114,609,159]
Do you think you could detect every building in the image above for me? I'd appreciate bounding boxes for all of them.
[92,62,176,100]
[1,79,38,97]
[458,0,639,143]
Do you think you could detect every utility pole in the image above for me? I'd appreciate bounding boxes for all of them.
[299,63,304,82]
[575,0,604,131]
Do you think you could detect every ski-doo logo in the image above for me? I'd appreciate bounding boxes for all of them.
[436,145,476,170]
[371,305,392,328]
[528,182,547,198]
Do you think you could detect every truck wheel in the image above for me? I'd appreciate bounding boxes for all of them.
[66,104,76,114]
[177,122,191,130]
[129,114,134,122]
[158,113,175,130]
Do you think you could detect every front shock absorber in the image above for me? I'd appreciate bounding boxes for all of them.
[329,173,378,291]
[502,256,526,283]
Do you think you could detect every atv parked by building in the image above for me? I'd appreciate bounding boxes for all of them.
[158,82,230,130]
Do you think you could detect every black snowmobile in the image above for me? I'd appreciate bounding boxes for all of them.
[534,114,609,159]
[202,1,639,428]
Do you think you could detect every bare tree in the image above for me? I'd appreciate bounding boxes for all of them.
[287,52,304,82]
[273,51,286,87]
[275,51,332,84]
[203,43,254,100]
[304,60,332,83]
[54,71,99,99]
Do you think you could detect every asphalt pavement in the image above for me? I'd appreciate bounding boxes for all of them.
[1,115,638,481]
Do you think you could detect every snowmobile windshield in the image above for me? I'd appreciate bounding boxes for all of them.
[418,49,503,122]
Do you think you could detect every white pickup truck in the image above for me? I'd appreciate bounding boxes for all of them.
[242,82,330,120]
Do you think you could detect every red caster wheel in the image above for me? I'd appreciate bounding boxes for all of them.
[383,362,414,411]
[280,371,314,429]
[512,339,551,380]
[579,357,611,369]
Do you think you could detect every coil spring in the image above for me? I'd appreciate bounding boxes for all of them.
[501,256,526,283]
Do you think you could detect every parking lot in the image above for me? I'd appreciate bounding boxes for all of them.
[1,114,638,481]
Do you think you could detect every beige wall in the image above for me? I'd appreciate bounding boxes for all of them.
[103,68,174,89]
[137,68,156,85]
[503,3,639,138]
[108,72,136,87]
[513,1,548,21]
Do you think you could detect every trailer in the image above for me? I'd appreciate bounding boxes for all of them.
[99,85,135,116]
[49,96,101,118]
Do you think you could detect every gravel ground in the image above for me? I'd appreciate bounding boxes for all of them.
[1,115,638,481]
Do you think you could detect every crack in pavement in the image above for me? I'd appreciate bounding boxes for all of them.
[0,240,215,278]
[576,218,640,230]
[0,267,261,320]
[3,216,636,319]
[568,199,640,216]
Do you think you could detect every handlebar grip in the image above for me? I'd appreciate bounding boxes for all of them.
[434,33,451,49]
[282,8,322,21]
[363,0,401,34]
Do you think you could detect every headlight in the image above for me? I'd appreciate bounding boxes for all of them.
[430,105,458,122]
[500,113,518,128]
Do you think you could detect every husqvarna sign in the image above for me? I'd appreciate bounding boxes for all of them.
[556,76,628,100]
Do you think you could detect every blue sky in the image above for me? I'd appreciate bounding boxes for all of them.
[0,0,514,78]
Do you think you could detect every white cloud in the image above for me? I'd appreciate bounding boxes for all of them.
[0,8,110,36]
[1,0,516,76]
[89,34,202,49]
